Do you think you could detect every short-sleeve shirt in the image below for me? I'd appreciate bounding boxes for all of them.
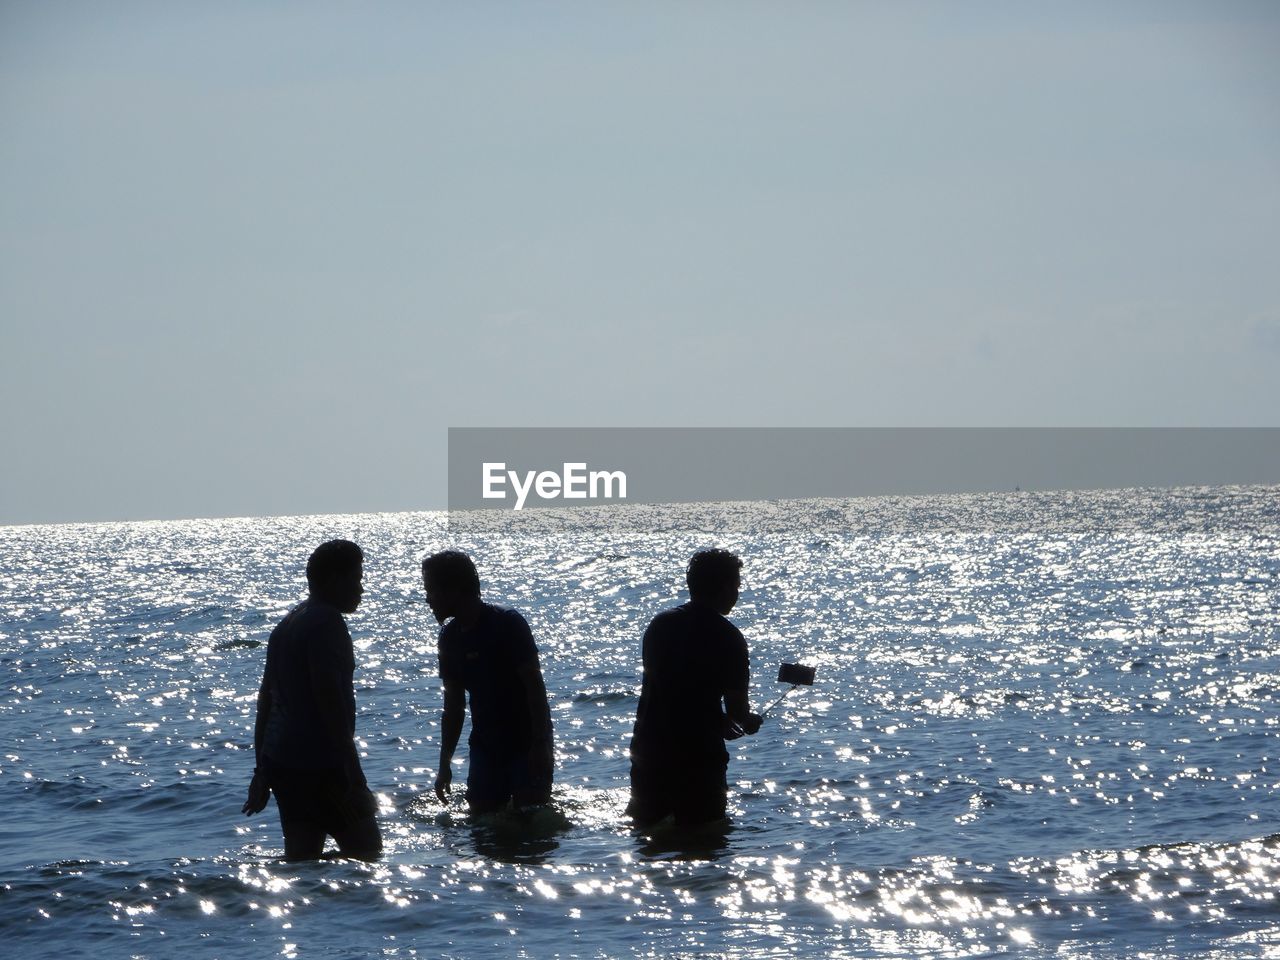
[261,599,356,771]
[438,603,548,757]
[629,602,750,767]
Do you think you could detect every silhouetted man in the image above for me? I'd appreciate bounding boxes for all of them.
[423,550,554,813]
[627,548,762,826]
[242,539,382,860]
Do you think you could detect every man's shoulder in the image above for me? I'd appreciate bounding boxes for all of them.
[483,601,525,619]
[282,600,350,644]
[646,603,743,646]
[482,604,540,664]
[294,599,347,625]
[643,604,696,646]
[481,603,533,633]
[439,604,531,645]
[648,602,733,629]
[648,603,691,626]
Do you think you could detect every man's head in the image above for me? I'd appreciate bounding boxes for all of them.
[686,548,742,616]
[421,549,481,624]
[306,539,364,613]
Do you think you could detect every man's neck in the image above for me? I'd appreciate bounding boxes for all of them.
[452,596,485,630]
[689,597,730,617]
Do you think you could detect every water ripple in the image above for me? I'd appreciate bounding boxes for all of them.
[1,489,1278,957]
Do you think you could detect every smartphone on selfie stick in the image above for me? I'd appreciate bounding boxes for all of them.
[760,662,816,718]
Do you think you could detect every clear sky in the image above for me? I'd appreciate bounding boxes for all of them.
[2,1,1278,524]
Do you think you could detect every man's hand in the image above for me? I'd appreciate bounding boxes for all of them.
[723,711,764,740]
[434,766,453,804]
[242,770,269,815]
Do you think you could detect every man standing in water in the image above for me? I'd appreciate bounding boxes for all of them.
[242,539,382,860]
[627,548,763,826]
[424,550,554,813]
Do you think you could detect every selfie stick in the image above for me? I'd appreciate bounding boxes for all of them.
[760,662,816,718]
[760,685,798,717]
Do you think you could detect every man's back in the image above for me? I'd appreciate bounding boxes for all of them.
[262,599,355,770]
[438,603,547,756]
[630,602,749,766]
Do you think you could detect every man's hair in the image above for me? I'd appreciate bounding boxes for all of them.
[306,539,364,586]
[686,548,742,601]
[421,549,481,598]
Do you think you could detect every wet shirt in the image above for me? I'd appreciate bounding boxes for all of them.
[438,604,548,756]
[629,602,750,767]
[260,599,356,771]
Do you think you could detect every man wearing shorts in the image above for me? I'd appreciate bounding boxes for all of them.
[242,539,382,860]
[627,548,763,826]
[423,550,554,813]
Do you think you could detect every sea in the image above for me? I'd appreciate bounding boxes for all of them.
[2,487,1278,958]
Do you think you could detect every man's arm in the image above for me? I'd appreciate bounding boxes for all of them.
[242,672,272,815]
[516,659,554,797]
[722,627,761,739]
[306,627,365,789]
[723,688,763,739]
[435,680,465,802]
[509,612,553,802]
[252,677,271,757]
[518,660,553,737]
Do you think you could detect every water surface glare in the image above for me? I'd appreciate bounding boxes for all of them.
[2,489,1279,957]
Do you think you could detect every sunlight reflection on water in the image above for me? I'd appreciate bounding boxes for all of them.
[1,488,1279,957]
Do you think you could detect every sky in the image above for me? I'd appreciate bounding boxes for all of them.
[2,1,1278,524]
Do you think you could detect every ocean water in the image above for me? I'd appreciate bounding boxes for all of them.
[2,487,1279,958]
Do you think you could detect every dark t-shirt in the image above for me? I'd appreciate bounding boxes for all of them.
[260,599,356,771]
[438,603,549,757]
[629,602,750,768]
